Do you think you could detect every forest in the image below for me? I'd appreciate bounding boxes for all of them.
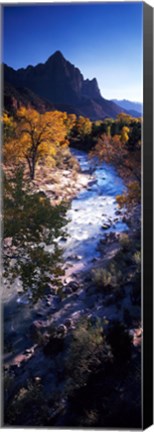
[2,106,142,427]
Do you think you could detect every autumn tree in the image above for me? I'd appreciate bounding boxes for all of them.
[90,128,141,206]
[75,115,92,142]
[2,112,16,144]
[120,126,130,145]
[64,113,77,139]
[116,112,134,126]
[90,128,141,181]
[3,107,69,180]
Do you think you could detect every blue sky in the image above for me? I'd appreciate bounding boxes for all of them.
[2,2,143,102]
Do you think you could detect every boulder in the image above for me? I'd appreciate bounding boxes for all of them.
[60,236,67,242]
[57,324,67,336]
[4,237,13,248]
[62,286,72,296]
[102,223,111,230]
[67,281,79,291]
[64,318,73,329]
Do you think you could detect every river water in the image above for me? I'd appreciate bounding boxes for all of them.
[3,149,129,358]
[58,148,128,276]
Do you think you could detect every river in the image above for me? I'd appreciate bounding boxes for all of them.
[3,149,128,362]
[58,148,128,277]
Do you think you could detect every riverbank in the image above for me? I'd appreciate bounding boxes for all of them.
[3,149,141,427]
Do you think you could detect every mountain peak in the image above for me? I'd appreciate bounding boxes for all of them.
[46,50,64,63]
[4,52,123,120]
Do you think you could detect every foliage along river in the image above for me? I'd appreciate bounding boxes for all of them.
[3,149,128,360]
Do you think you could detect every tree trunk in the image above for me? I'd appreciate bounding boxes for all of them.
[26,155,36,180]
[30,162,35,180]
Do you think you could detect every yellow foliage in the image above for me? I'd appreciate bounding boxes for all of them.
[64,113,76,136]
[2,112,16,144]
[3,107,69,179]
[116,181,141,208]
[120,126,130,144]
[76,116,92,138]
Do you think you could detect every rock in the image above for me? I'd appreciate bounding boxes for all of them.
[11,245,17,252]
[24,348,33,355]
[34,376,41,383]
[62,286,72,295]
[60,236,67,242]
[57,324,67,336]
[4,237,13,248]
[62,170,71,176]
[38,190,46,198]
[135,328,142,338]
[67,281,79,291]
[88,179,97,187]
[70,254,78,260]
[91,257,99,263]
[122,216,128,223]
[9,259,16,268]
[30,320,48,335]
[46,300,51,307]
[115,210,121,216]
[35,311,45,317]
[76,255,82,260]
[102,223,111,230]
[64,318,73,329]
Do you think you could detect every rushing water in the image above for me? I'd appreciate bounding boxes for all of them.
[3,149,128,306]
[58,148,128,274]
[3,149,129,359]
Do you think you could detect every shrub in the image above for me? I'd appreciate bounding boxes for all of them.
[92,262,123,291]
[65,319,109,390]
[92,268,112,289]
[119,233,131,251]
[4,381,49,426]
[133,251,141,267]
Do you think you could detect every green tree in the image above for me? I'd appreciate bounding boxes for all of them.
[3,167,68,302]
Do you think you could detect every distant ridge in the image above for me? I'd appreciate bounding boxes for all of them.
[4,51,124,120]
[112,99,143,116]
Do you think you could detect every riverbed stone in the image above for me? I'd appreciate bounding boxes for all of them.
[102,223,111,230]
[4,237,13,248]
[64,318,73,329]
[57,324,67,336]
[62,286,72,295]
[67,281,79,291]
